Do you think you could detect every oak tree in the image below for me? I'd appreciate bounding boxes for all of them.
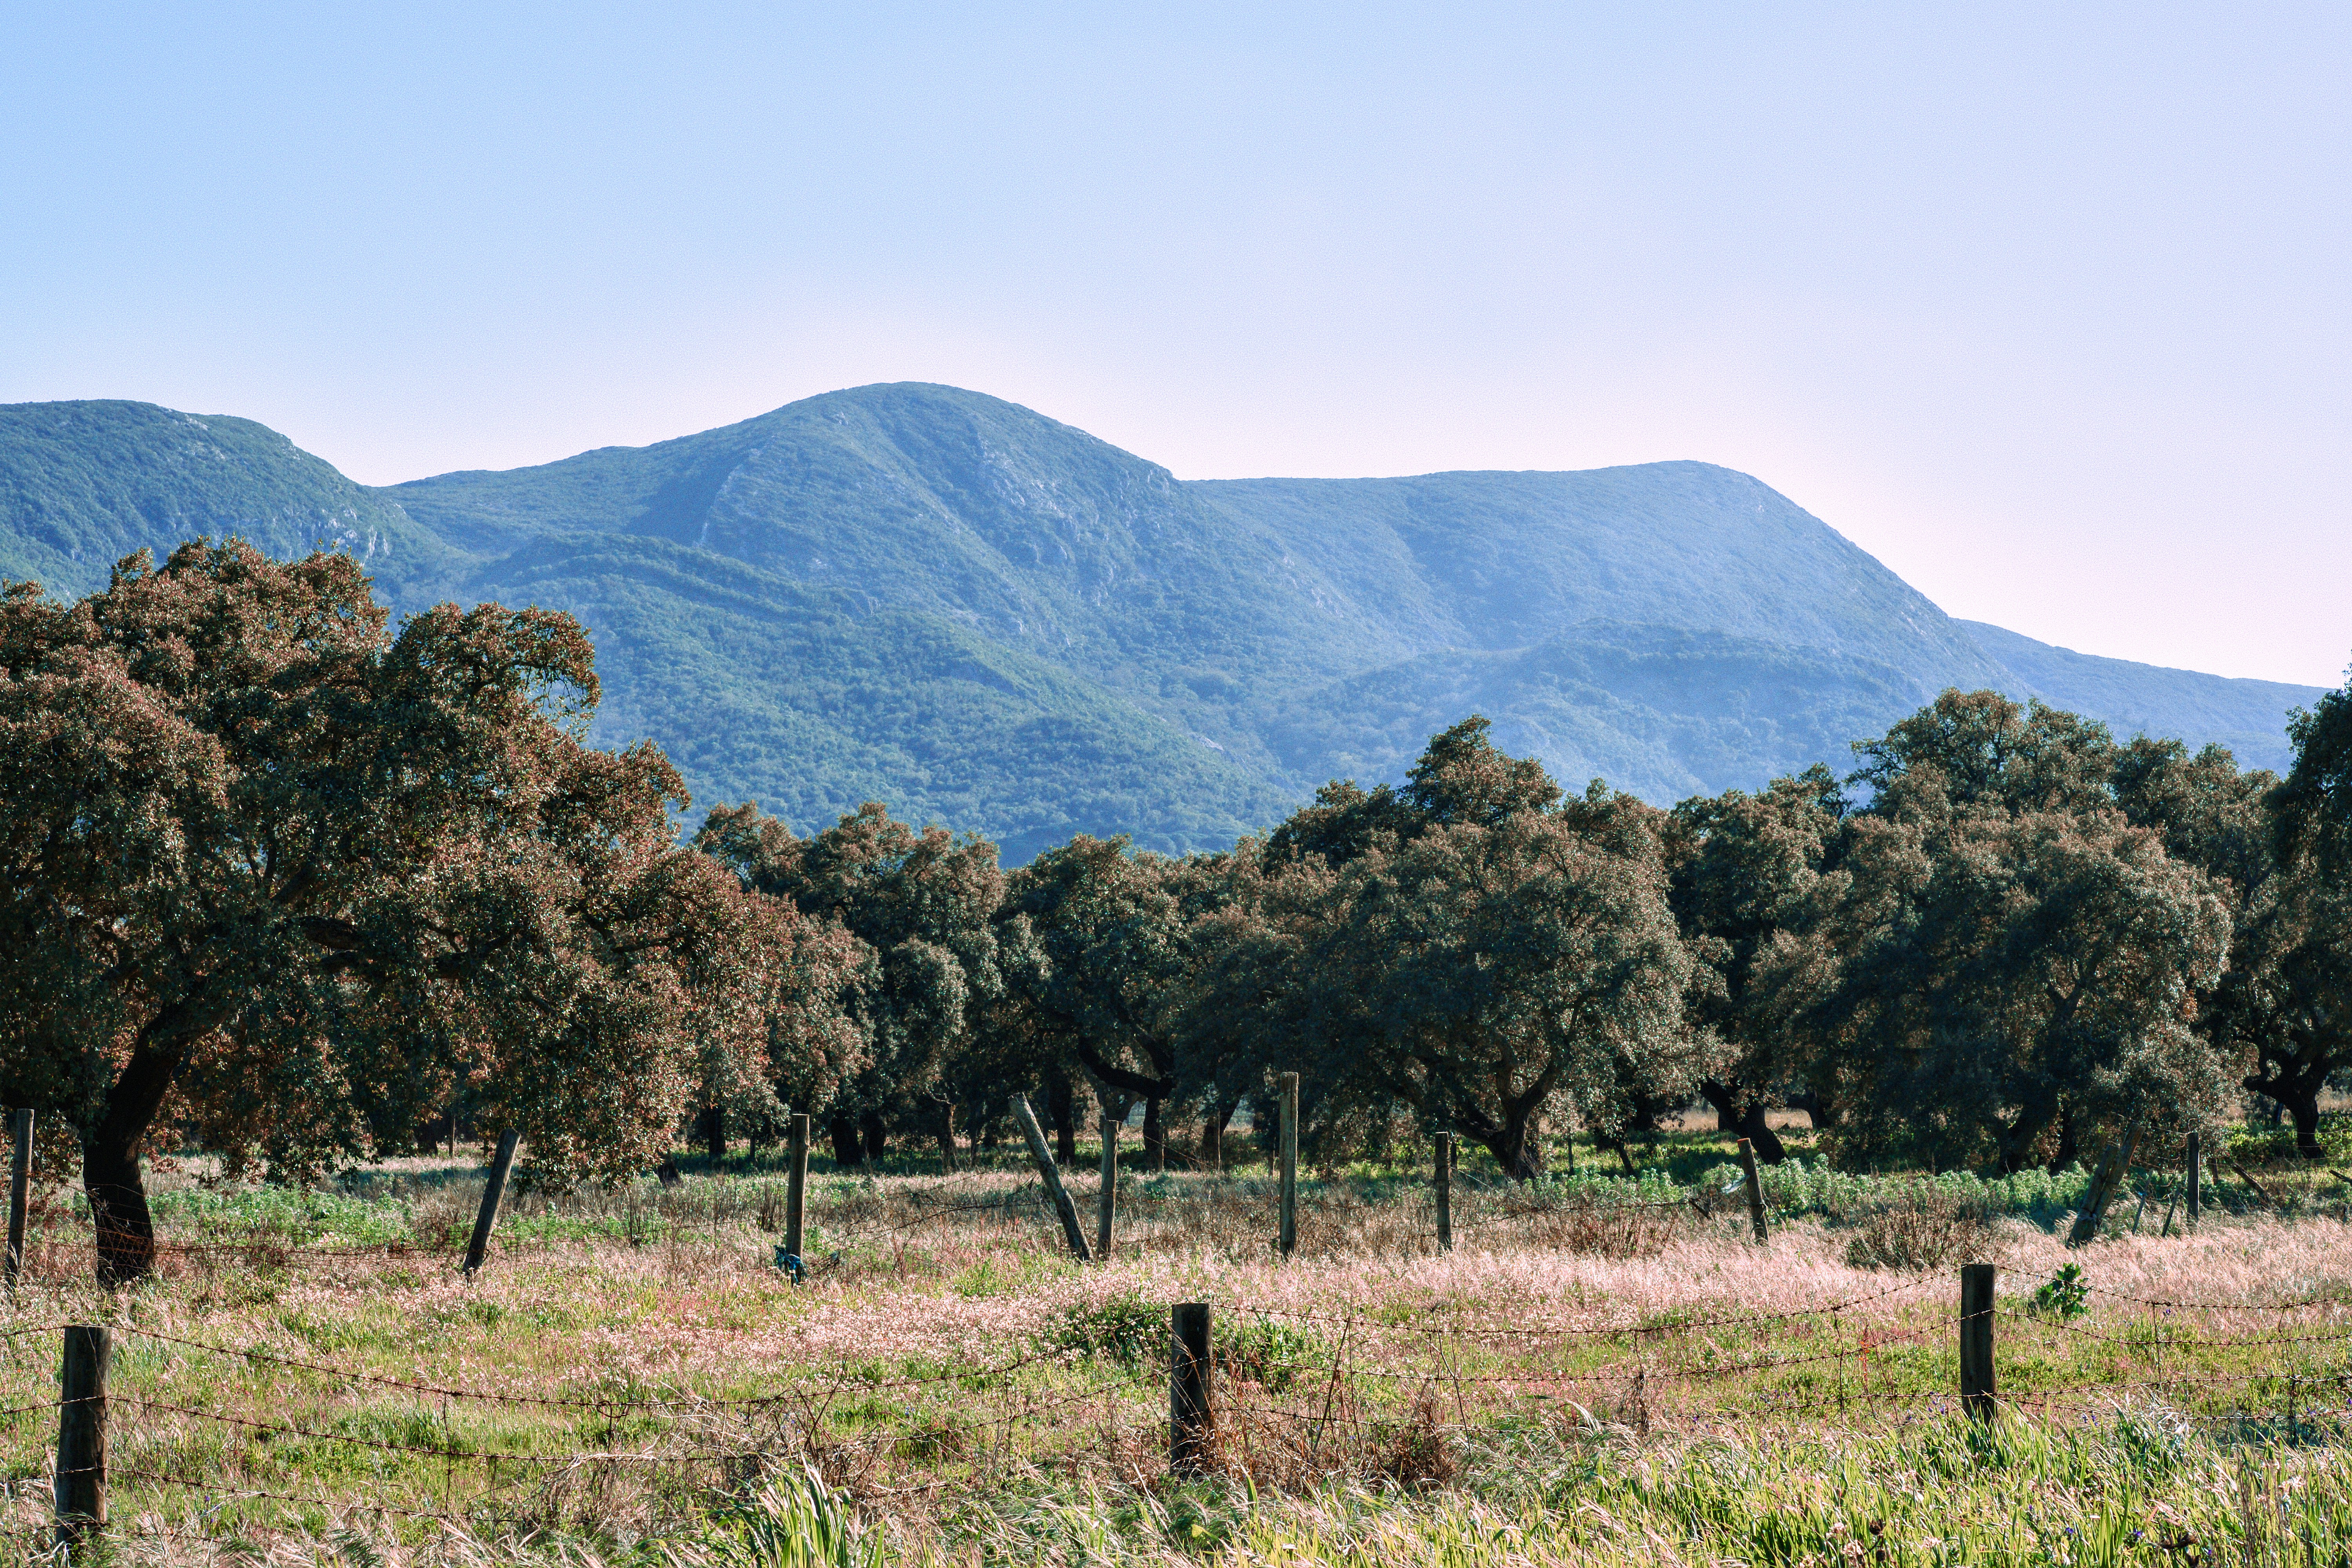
[0,543,834,1282]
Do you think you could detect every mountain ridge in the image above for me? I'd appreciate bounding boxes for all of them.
[0,385,2323,854]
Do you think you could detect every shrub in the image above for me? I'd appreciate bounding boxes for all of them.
[1216,1315,1327,1393]
[1840,1185,1995,1271]
[1049,1291,1164,1367]
[2031,1262,2090,1319]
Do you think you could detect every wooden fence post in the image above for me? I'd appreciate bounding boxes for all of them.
[2067,1122,2142,1248]
[7,1107,32,1288]
[1170,1301,1212,1475]
[1096,1112,1120,1259]
[1277,1073,1299,1260]
[54,1324,109,1547]
[1015,1096,1091,1263]
[783,1112,809,1283]
[2185,1131,2201,1229]
[1434,1132,1454,1253]
[1959,1263,1996,1423]
[1736,1136,1769,1243]
[463,1129,521,1277]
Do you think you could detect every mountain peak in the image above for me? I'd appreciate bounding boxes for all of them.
[0,389,2322,853]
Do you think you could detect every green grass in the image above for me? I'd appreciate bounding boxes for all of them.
[11,1136,2352,1563]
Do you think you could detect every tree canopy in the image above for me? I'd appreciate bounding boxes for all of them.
[8,532,2346,1261]
[0,543,844,1281]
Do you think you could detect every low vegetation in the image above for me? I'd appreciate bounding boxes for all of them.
[0,1129,2345,1564]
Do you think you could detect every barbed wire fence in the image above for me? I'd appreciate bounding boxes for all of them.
[2,1112,2350,1550]
[5,1254,2352,1551]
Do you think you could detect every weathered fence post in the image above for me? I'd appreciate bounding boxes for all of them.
[1736,1136,1769,1243]
[1096,1112,1120,1259]
[7,1107,33,1288]
[2067,1122,2142,1247]
[1959,1263,1996,1423]
[463,1129,521,1277]
[783,1112,809,1283]
[54,1324,109,1548]
[2185,1131,2202,1229]
[1170,1301,1212,1475]
[1015,1095,1091,1263]
[1277,1073,1299,1260]
[1434,1132,1454,1253]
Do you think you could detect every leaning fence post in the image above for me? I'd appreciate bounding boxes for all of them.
[1015,1095,1091,1263]
[7,1107,33,1288]
[1736,1136,1769,1243]
[2185,1131,2202,1229]
[1170,1301,1212,1475]
[782,1112,809,1283]
[463,1129,521,1277]
[2067,1122,2142,1248]
[54,1324,109,1547]
[1959,1263,1996,1422]
[1434,1132,1454,1253]
[1096,1112,1120,1259]
[1277,1073,1299,1260]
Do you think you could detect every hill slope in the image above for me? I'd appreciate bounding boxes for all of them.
[0,400,442,602]
[0,387,2325,851]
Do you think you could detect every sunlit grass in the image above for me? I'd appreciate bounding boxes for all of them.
[2,1145,2351,1562]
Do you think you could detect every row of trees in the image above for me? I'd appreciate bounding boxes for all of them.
[750,684,2347,1188]
[2,545,2348,1282]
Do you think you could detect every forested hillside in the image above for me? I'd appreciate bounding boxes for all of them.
[0,385,2325,856]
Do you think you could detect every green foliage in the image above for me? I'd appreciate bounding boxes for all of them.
[1047,1291,1165,1367]
[2229,1120,2352,1165]
[147,1182,414,1246]
[2033,1261,2091,1319]
[957,1419,2352,1568]
[1215,1315,1327,1394]
[689,1467,886,1568]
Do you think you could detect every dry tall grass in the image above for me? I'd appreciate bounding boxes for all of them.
[1,1164,2350,1563]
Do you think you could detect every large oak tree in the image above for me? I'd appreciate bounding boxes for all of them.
[0,543,838,1283]
[1772,692,2232,1171]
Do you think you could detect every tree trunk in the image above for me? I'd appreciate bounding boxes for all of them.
[2043,1102,2078,1175]
[701,1105,725,1169]
[860,1111,887,1164]
[1477,1107,1547,1181]
[1143,1096,1164,1172]
[1700,1080,1787,1164]
[2288,1092,2323,1159]
[1200,1095,1238,1169]
[1700,1079,1741,1134]
[1786,1085,1829,1130]
[936,1101,958,1171]
[83,1026,192,1287]
[1737,1103,1787,1165]
[82,1131,154,1289]
[829,1113,863,1167]
[1047,1073,1076,1166]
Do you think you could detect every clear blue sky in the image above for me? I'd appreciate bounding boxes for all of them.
[3,3,2345,684]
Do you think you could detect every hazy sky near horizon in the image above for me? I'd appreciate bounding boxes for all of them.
[4,4,2345,685]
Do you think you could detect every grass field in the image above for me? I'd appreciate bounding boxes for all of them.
[4,1127,2352,1565]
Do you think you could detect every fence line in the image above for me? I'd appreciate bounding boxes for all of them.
[1229,1274,1935,1340]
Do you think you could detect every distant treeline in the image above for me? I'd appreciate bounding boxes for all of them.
[4,543,2349,1283]
[694,682,2352,1189]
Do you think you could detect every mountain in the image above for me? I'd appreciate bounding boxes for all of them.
[0,386,2326,855]
[0,400,436,599]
